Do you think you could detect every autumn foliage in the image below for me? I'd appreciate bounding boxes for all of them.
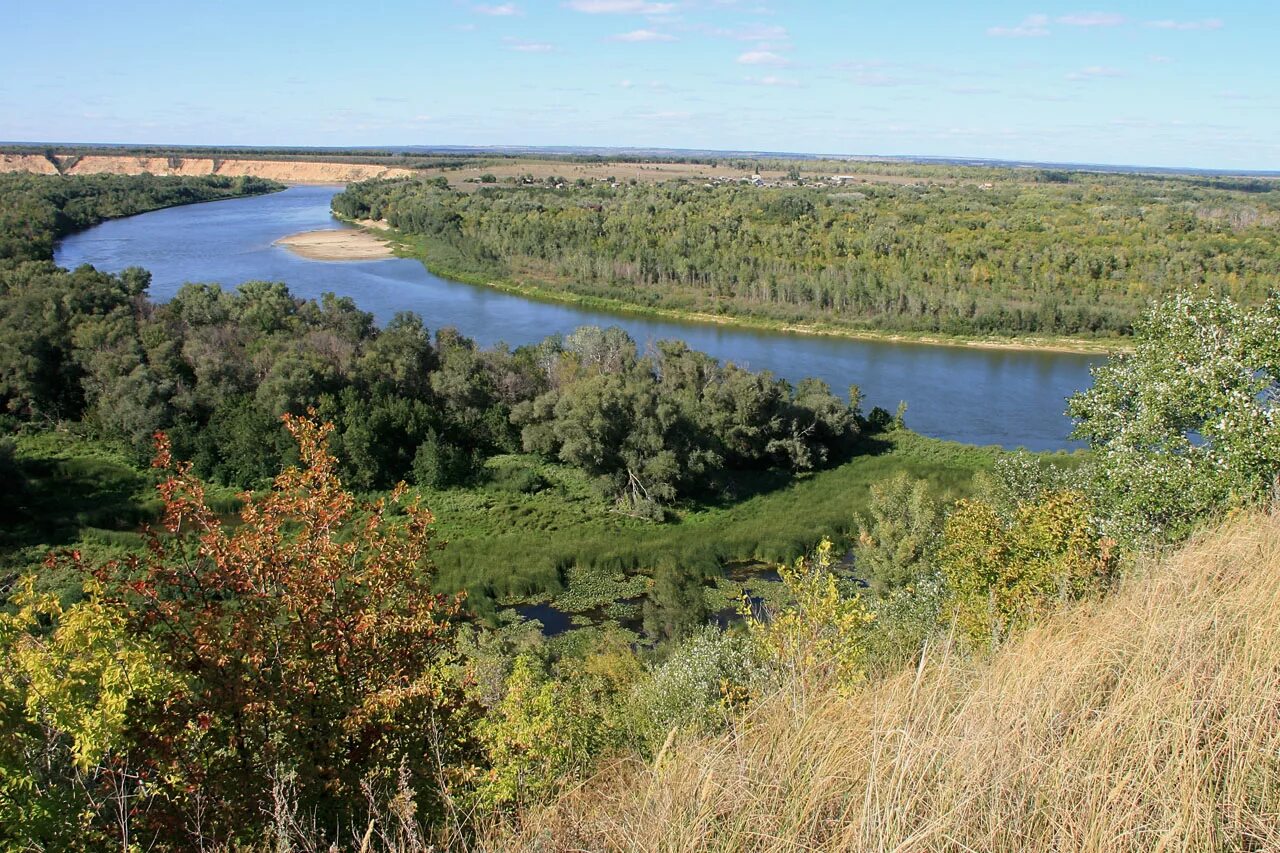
[7,413,469,848]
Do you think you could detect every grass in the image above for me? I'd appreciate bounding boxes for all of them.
[494,508,1280,852]
[420,431,1029,609]
[1,425,1068,624]
[0,429,239,599]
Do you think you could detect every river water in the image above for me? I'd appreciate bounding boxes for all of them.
[55,185,1101,450]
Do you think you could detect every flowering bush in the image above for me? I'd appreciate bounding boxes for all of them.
[630,627,757,752]
[1069,294,1280,545]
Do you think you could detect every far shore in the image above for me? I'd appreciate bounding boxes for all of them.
[376,237,1125,356]
[274,228,394,260]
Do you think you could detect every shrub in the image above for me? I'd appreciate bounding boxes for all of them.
[854,471,943,589]
[629,627,756,753]
[938,491,1115,648]
[745,538,876,697]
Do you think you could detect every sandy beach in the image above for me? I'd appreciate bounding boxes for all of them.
[274,228,394,260]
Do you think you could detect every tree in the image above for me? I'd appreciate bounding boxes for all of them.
[413,429,478,489]
[642,558,709,642]
[855,472,942,589]
[54,413,469,846]
[1068,294,1280,545]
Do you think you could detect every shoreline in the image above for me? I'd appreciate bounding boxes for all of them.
[356,222,1125,356]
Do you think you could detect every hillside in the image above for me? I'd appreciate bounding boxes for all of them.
[495,510,1280,852]
[0,152,417,184]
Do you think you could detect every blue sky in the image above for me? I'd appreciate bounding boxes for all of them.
[3,1,1276,169]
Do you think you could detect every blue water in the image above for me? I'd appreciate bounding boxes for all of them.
[55,185,1101,450]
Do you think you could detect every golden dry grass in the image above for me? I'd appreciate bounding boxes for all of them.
[492,510,1280,852]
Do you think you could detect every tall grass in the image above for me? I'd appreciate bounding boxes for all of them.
[491,509,1280,851]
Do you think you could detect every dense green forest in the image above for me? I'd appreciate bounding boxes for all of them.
[334,172,1280,339]
[3,173,1277,850]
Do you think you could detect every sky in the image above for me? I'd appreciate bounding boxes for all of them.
[3,1,1277,169]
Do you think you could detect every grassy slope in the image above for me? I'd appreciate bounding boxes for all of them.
[499,510,1280,852]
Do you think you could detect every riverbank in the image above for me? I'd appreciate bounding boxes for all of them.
[275,228,394,260]
[367,223,1126,356]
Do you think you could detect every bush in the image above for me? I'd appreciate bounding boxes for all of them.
[629,628,756,752]
[412,431,478,488]
[854,472,943,589]
[938,491,1115,648]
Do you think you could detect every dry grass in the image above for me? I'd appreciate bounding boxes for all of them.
[491,510,1280,852]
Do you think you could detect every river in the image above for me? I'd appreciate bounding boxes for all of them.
[55,185,1101,450]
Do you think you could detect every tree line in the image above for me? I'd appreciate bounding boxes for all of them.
[333,173,1280,337]
[0,172,280,263]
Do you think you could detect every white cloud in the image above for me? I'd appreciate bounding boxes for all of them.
[474,3,520,15]
[1147,54,1173,63]
[636,110,693,120]
[851,72,913,87]
[988,14,1050,37]
[1056,12,1125,27]
[744,75,799,87]
[707,23,789,41]
[1218,90,1265,102]
[1066,65,1125,80]
[737,50,790,66]
[503,37,554,52]
[611,29,677,41]
[619,79,635,88]
[1146,18,1223,31]
[564,0,676,13]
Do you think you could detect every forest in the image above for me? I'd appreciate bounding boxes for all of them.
[333,170,1280,339]
[1,173,1278,850]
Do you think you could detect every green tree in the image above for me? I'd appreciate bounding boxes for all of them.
[854,472,943,589]
[413,429,478,489]
[642,558,709,642]
[1068,294,1280,545]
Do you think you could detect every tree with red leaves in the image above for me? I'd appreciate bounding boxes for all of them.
[72,412,470,846]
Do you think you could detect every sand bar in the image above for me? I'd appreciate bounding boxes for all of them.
[275,229,394,260]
